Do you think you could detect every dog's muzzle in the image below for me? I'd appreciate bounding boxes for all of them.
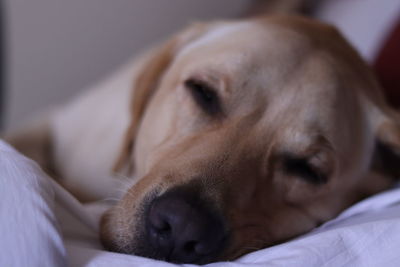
[143,188,228,264]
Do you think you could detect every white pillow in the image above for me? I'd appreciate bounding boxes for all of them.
[0,140,67,267]
[2,138,400,267]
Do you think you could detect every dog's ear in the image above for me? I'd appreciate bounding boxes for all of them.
[373,105,400,179]
[113,23,213,175]
[371,106,400,180]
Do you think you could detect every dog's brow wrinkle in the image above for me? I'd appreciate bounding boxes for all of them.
[179,22,254,58]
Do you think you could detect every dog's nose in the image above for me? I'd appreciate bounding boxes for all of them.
[146,189,226,264]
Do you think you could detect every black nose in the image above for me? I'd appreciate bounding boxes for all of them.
[145,189,227,264]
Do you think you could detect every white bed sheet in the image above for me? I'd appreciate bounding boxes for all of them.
[1,139,400,267]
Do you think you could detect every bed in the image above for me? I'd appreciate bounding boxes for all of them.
[1,139,400,267]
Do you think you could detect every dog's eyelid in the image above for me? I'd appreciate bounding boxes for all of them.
[184,76,222,94]
[184,78,223,116]
[184,78,215,91]
[282,153,329,185]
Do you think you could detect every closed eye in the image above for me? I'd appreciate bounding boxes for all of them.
[184,78,221,115]
[283,155,327,185]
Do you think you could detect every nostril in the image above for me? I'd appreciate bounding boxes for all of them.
[154,219,171,235]
[183,240,197,253]
[147,206,174,251]
[148,202,172,234]
[145,189,227,263]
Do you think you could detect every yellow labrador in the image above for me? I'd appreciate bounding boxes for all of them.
[6,15,400,264]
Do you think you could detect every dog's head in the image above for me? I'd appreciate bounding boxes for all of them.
[100,16,400,264]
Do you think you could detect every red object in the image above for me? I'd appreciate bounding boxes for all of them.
[374,16,400,108]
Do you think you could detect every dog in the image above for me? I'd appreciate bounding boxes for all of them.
[5,15,400,264]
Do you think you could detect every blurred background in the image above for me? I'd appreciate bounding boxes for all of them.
[1,0,399,130]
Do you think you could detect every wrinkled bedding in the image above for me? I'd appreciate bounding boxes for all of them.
[1,139,400,267]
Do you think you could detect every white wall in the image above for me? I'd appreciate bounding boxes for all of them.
[6,0,400,129]
[316,0,400,62]
[5,0,248,129]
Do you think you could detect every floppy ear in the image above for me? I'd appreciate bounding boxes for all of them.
[113,23,213,175]
[371,106,400,179]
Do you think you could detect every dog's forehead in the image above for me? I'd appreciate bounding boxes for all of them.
[178,18,328,63]
[170,18,362,146]
[179,21,257,56]
[178,21,342,99]
[175,19,344,87]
